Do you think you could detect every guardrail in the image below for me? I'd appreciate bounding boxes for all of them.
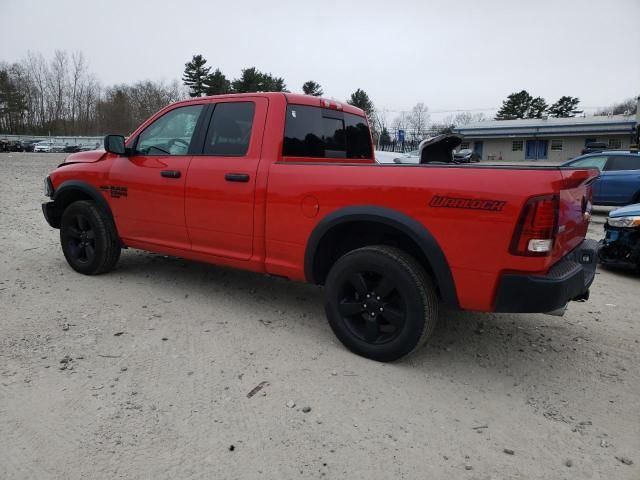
[0,134,103,148]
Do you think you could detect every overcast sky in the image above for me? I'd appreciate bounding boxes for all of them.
[1,0,638,119]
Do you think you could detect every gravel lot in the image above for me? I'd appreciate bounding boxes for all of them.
[1,152,638,479]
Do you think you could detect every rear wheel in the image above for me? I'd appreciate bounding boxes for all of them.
[324,245,438,362]
[60,200,121,275]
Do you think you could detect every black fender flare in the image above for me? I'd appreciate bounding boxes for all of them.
[304,205,459,308]
[51,181,119,237]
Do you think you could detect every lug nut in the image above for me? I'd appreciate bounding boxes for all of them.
[376,296,381,300]
[363,304,367,308]
[379,307,384,312]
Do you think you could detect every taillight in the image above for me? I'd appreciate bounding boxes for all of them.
[510,195,559,256]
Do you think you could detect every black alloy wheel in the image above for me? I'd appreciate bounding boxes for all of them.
[325,245,438,362]
[63,213,97,265]
[337,271,406,345]
[60,200,121,275]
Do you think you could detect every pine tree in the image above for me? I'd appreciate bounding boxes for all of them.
[527,96,548,119]
[232,68,287,93]
[495,90,533,120]
[204,69,231,95]
[548,96,582,117]
[380,127,391,144]
[182,54,211,98]
[347,89,374,118]
[302,80,323,96]
[495,90,549,119]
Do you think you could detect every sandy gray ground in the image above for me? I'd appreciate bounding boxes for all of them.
[1,152,638,480]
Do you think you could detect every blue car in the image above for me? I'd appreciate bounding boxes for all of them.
[563,151,640,206]
[598,203,640,271]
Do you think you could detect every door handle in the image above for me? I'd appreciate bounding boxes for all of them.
[225,173,250,183]
[161,170,181,178]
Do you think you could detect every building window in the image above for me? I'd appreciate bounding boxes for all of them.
[512,140,523,151]
[608,138,622,149]
[551,139,563,151]
[460,141,470,149]
[585,138,597,146]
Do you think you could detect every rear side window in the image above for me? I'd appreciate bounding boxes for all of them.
[282,105,372,159]
[204,102,255,156]
[569,156,607,170]
[605,155,640,171]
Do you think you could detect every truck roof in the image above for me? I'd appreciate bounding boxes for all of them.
[168,92,367,118]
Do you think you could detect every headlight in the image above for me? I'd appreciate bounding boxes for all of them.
[608,216,640,228]
[44,176,53,197]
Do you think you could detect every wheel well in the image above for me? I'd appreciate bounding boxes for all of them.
[55,189,93,212]
[311,221,440,298]
[51,184,119,239]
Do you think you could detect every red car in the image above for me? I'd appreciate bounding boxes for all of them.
[42,93,599,361]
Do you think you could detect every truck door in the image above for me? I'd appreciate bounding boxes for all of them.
[185,97,268,260]
[109,103,205,250]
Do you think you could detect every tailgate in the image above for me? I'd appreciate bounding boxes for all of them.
[553,168,600,260]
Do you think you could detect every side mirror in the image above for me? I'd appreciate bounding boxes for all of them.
[104,135,126,155]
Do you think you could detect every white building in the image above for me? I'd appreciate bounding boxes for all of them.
[453,114,638,162]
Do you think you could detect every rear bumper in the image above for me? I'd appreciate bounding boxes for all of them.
[494,239,598,313]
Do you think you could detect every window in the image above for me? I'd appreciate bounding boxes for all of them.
[568,156,607,170]
[608,138,622,149]
[584,137,597,146]
[460,141,470,150]
[512,140,523,151]
[136,105,203,155]
[551,139,563,151]
[282,105,372,159]
[605,155,640,171]
[204,102,255,156]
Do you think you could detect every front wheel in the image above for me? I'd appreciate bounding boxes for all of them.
[324,245,439,362]
[60,200,121,275]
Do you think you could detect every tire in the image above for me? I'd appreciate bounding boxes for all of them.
[324,245,439,362]
[60,200,121,275]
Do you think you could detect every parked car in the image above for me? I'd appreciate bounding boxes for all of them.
[64,145,82,153]
[453,148,481,163]
[375,150,419,164]
[562,151,640,206]
[42,93,599,361]
[34,141,54,152]
[581,142,608,155]
[34,141,64,152]
[598,203,640,271]
[0,139,8,152]
[21,139,39,152]
[8,140,25,152]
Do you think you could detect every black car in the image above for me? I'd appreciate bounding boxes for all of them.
[21,139,39,152]
[599,203,640,272]
[581,142,608,155]
[8,140,25,152]
[63,144,82,153]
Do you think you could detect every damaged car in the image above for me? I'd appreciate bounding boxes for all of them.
[598,203,640,272]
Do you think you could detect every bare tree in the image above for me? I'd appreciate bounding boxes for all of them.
[47,50,69,132]
[70,52,86,129]
[408,102,430,141]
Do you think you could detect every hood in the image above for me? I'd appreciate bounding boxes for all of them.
[63,149,107,164]
[609,203,640,218]
[418,134,463,164]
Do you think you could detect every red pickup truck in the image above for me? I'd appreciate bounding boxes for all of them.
[42,93,599,361]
